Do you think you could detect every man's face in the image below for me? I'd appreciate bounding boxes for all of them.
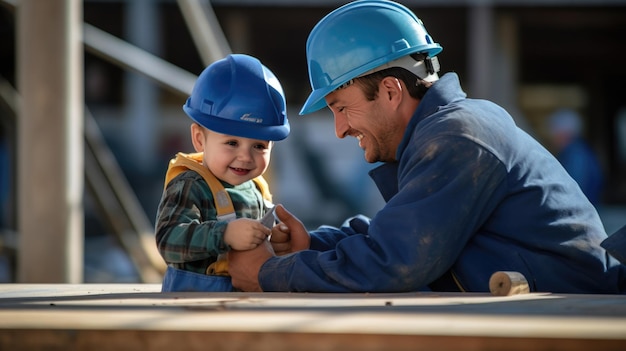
[325,80,403,163]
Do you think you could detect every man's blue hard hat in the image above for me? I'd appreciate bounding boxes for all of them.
[184,54,290,141]
[300,0,443,115]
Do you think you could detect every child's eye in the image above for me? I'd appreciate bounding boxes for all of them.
[225,140,238,147]
[254,143,269,150]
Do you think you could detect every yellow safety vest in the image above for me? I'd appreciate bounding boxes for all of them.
[164,152,272,275]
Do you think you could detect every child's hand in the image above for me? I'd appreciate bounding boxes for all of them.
[224,218,271,251]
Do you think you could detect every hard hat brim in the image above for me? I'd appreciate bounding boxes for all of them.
[299,89,331,115]
[299,50,442,116]
[184,105,290,141]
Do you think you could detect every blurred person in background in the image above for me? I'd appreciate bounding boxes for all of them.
[547,108,604,206]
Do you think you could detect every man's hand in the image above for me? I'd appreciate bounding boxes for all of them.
[228,240,274,292]
[270,205,310,255]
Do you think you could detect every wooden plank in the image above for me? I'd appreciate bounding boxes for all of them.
[0,284,625,351]
[0,330,624,351]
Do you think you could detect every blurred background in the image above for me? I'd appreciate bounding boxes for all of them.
[1,0,625,284]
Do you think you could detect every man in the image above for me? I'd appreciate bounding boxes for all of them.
[229,0,625,293]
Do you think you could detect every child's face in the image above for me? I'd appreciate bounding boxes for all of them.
[191,124,272,185]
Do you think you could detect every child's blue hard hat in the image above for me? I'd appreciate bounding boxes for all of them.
[184,54,290,141]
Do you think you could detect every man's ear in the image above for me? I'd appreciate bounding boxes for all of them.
[190,123,205,152]
[380,76,403,107]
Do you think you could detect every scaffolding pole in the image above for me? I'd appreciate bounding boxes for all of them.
[17,0,84,283]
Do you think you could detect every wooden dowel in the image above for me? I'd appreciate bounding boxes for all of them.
[489,271,530,296]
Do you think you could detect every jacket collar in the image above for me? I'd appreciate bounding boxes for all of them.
[368,73,467,201]
[368,162,399,202]
[397,72,466,159]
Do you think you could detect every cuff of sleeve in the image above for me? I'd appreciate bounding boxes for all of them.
[258,254,296,291]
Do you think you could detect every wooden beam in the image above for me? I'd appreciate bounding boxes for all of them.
[16,0,83,283]
[0,285,625,351]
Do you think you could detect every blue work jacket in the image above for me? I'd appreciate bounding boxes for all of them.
[259,73,625,294]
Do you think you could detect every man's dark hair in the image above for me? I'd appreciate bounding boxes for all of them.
[355,66,432,101]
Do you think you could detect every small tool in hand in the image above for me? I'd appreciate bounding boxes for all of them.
[260,206,276,229]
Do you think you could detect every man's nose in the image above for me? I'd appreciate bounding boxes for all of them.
[334,112,348,139]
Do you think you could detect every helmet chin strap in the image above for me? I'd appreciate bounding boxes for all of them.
[357,54,441,82]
